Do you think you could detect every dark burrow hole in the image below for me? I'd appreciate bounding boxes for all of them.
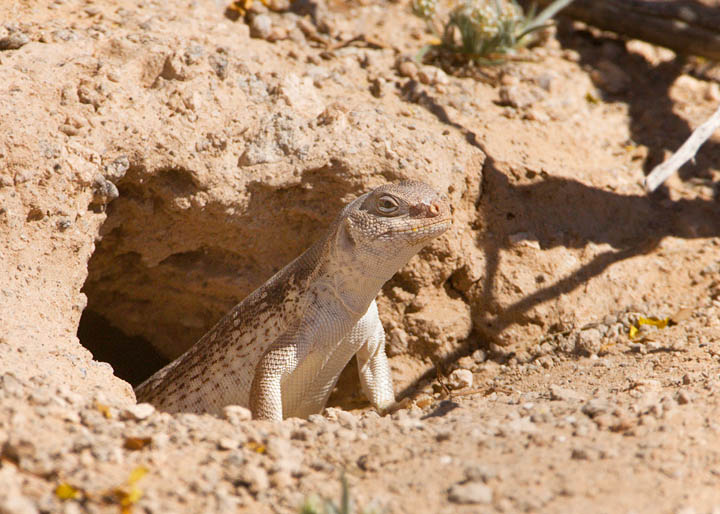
[77,310,169,388]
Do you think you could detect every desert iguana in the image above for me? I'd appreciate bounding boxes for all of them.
[135,181,451,420]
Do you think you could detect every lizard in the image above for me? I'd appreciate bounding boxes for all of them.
[135,180,452,420]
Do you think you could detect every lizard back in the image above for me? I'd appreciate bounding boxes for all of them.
[134,239,324,415]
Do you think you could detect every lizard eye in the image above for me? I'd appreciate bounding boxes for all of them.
[376,195,399,214]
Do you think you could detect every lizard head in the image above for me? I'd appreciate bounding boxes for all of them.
[337,180,452,276]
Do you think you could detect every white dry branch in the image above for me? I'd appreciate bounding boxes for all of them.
[644,103,720,193]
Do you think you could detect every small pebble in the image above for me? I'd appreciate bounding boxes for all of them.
[151,433,169,450]
[218,437,239,450]
[224,405,252,425]
[464,464,497,483]
[122,403,155,420]
[549,384,585,402]
[448,369,473,390]
[571,447,590,460]
[91,175,119,205]
[239,464,269,494]
[448,481,492,504]
[581,398,611,418]
[324,408,357,429]
[575,328,603,356]
[471,349,487,363]
[397,60,417,80]
[0,32,30,50]
[250,15,272,40]
[418,66,448,86]
[677,390,693,405]
[498,85,543,109]
[370,77,388,98]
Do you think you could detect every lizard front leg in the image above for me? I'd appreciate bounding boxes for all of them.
[355,300,395,413]
[249,342,299,420]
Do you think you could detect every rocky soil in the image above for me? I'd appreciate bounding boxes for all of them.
[1,0,720,512]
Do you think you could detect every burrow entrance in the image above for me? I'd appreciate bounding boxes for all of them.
[77,310,168,387]
[74,166,372,406]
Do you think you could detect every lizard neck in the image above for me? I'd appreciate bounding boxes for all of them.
[310,217,417,318]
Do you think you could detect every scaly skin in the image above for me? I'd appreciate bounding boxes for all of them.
[135,181,452,420]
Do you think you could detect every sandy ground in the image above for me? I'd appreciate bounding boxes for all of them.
[1,0,720,512]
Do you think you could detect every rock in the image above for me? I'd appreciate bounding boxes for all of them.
[60,124,79,136]
[508,232,541,249]
[464,464,497,483]
[591,413,615,430]
[278,74,324,119]
[218,437,239,450]
[676,507,697,514]
[582,398,611,418]
[502,416,539,435]
[536,72,554,91]
[184,45,205,65]
[498,85,544,109]
[239,464,269,494]
[448,481,492,504]
[224,405,252,425]
[386,327,409,357]
[250,15,273,40]
[209,53,229,80]
[370,77,388,98]
[571,447,590,460]
[0,33,30,51]
[324,408,357,429]
[418,66,449,86]
[0,373,25,397]
[151,432,170,450]
[448,369,473,390]
[472,349,487,363]
[629,342,647,354]
[435,429,452,442]
[456,355,475,370]
[575,328,603,356]
[677,390,693,405]
[0,467,38,514]
[591,59,631,94]
[335,427,358,441]
[306,414,326,425]
[397,60,418,79]
[104,155,130,180]
[214,490,240,511]
[549,385,585,402]
[268,437,303,476]
[91,175,119,206]
[122,403,155,420]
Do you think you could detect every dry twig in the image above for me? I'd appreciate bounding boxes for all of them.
[644,104,720,192]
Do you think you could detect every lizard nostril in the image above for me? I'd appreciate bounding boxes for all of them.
[429,202,440,216]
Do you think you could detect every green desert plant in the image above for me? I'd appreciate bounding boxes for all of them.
[412,0,574,63]
[300,474,378,514]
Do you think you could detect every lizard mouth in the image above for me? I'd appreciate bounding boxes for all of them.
[384,217,452,239]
